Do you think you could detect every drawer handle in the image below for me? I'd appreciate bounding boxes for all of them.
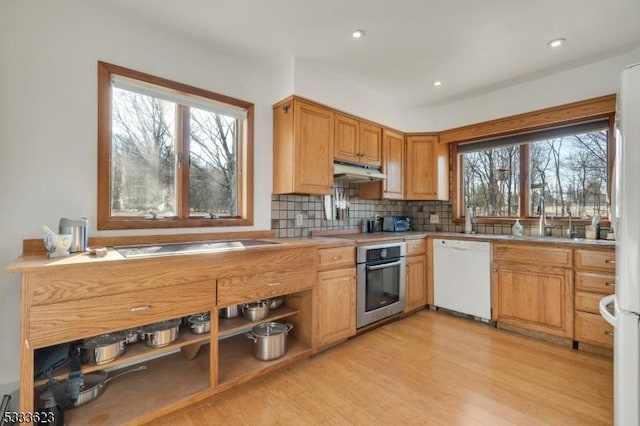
[268,282,281,287]
[605,331,614,337]
[605,282,616,288]
[413,245,419,249]
[129,305,151,312]
[605,259,616,264]
[332,256,342,261]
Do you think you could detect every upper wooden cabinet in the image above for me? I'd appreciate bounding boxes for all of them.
[273,97,334,195]
[382,129,405,198]
[334,113,382,167]
[405,134,449,200]
[360,128,405,200]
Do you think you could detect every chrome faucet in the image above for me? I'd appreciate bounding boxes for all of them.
[566,211,576,239]
[538,197,554,237]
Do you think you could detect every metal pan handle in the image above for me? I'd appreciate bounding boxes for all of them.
[103,365,147,385]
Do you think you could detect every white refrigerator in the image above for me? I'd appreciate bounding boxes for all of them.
[600,62,640,426]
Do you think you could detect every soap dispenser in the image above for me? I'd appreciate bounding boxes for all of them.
[512,219,523,236]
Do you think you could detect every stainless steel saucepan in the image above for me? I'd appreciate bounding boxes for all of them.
[140,319,181,348]
[78,332,127,366]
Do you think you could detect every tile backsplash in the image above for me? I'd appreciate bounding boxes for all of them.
[271,180,460,238]
[271,180,603,238]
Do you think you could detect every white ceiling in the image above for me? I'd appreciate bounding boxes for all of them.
[108,0,640,108]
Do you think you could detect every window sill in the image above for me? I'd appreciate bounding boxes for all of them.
[98,217,253,230]
[452,217,611,228]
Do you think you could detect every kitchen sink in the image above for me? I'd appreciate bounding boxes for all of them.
[114,239,282,258]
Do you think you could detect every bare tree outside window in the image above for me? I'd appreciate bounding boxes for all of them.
[111,89,176,217]
[97,61,253,230]
[463,146,520,216]
[110,90,240,219]
[529,131,607,218]
[462,129,607,218]
[189,108,238,216]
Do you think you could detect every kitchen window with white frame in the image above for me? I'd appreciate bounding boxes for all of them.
[97,62,254,230]
[459,119,611,221]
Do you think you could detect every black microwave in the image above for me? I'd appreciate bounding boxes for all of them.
[382,216,410,232]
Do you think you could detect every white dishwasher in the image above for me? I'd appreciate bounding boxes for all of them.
[432,239,492,320]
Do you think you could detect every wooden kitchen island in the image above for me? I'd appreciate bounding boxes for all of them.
[6,236,334,425]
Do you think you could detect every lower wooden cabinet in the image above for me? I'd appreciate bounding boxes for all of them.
[317,268,356,348]
[574,248,616,350]
[575,311,614,348]
[493,259,574,338]
[405,254,427,312]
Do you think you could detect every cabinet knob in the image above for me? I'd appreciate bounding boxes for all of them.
[605,331,614,336]
[605,259,616,264]
[605,282,616,288]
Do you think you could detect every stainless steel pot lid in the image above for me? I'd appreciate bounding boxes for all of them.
[187,313,210,324]
[142,318,181,333]
[80,332,126,348]
[250,322,287,337]
[243,301,270,309]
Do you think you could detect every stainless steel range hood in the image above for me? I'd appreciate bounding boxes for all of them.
[333,161,386,183]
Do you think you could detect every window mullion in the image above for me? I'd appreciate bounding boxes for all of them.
[176,105,190,219]
[520,144,529,219]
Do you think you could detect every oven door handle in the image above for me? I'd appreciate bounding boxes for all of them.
[366,260,403,270]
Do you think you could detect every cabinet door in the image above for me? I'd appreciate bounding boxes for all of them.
[405,135,448,200]
[359,122,382,166]
[382,128,404,199]
[294,100,334,194]
[334,113,360,164]
[405,254,427,312]
[317,268,356,348]
[494,263,574,338]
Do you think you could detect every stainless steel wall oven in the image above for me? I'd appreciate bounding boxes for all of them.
[356,242,407,328]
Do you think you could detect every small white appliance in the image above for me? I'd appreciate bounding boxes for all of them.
[433,239,492,320]
[599,62,640,426]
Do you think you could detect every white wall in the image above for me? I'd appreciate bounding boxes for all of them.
[405,47,640,132]
[0,0,283,388]
[293,58,409,130]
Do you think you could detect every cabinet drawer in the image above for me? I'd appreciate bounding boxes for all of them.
[575,291,607,314]
[575,311,613,349]
[574,249,616,272]
[406,239,426,256]
[318,246,355,271]
[575,271,616,294]
[217,269,315,305]
[494,244,572,267]
[29,281,215,348]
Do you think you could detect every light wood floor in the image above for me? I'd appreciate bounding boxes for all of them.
[157,310,613,425]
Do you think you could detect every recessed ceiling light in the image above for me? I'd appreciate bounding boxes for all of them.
[547,38,566,48]
[433,81,442,87]
[352,30,365,39]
